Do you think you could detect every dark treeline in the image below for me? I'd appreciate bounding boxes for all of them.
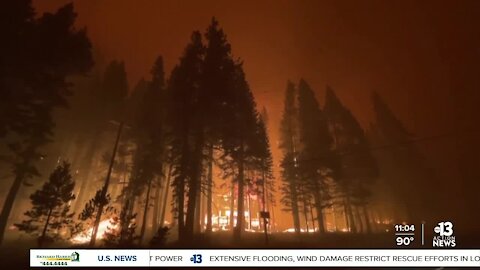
[279,80,434,234]
[0,1,438,248]
[0,1,276,247]
[0,1,93,245]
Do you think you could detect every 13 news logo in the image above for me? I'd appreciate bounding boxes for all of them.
[433,221,456,247]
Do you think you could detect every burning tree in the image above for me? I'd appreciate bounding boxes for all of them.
[72,188,115,245]
[102,203,138,247]
[15,161,76,247]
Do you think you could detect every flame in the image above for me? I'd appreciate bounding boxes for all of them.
[71,219,118,244]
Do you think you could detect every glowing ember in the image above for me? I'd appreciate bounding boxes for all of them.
[71,219,118,244]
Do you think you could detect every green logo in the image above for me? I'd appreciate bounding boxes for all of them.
[71,252,80,262]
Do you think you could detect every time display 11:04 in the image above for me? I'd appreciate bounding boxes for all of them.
[395,224,415,232]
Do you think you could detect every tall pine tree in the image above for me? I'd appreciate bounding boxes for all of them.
[324,87,377,233]
[219,63,260,239]
[371,91,431,225]
[167,31,205,241]
[135,56,167,245]
[297,79,334,233]
[279,81,301,234]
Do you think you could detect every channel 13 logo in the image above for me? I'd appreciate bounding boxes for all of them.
[433,221,456,247]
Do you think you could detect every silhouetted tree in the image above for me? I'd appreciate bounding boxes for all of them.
[324,87,377,233]
[254,114,275,234]
[297,80,335,233]
[260,108,277,228]
[167,18,260,241]
[256,114,275,207]
[279,81,301,234]
[15,162,76,247]
[0,2,92,138]
[219,63,260,240]
[167,31,205,241]
[182,18,240,240]
[0,1,92,245]
[74,189,114,244]
[129,56,168,245]
[205,145,214,234]
[370,91,431,225]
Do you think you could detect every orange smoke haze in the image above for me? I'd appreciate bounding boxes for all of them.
[33,0,480,230]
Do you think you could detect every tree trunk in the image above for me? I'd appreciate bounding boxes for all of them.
[176,130,190,241]
[362,205,372,233]
[261,168,269,244]
[200,183,206,232]
[289,125,301,235]
[330,206,337,232]
[0,174,23,245]
[151,176,162,236]
[344,203,351,232]
[177,180,185,240]
[345,194,357,233]
[354,205,364,233]
[290,181,301,235]
[309,199,316,231]
[38,208,53,247]
[170,197,177,227]
[184,192,197,236]
[247,192,252,230]
[139,177,153,245]
[229,183,235,230]
[193,185,201,233]
[313,180,325,234]
[268,194,276,232]
[206,146,213,233]
[89,122,123,247]
[160,163,172,228]
[234,143,245,240]
[185,129,204,239]
[303,201,309,233]
[314,194,325,233]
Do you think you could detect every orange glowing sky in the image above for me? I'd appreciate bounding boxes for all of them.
[33,0,480,229]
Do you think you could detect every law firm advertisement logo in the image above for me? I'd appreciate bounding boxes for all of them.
[36,251,80,266]
[433,221,456,247]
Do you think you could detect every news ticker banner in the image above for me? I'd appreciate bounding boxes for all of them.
[31,249,480,267]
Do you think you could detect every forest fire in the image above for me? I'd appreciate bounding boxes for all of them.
[71,219,118,244]
[1,3,479,266]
